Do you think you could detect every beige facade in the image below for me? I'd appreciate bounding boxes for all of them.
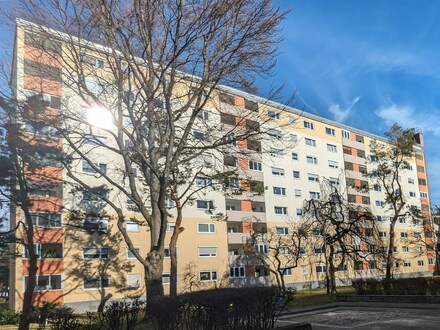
[9,20,434,311]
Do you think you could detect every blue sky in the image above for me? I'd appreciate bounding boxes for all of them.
[259,0,440,206]
[0,0,439,206]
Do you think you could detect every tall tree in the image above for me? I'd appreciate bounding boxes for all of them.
[303,178,377,293]
[4,0,288,300]
[0,96,67,330]
[367,124,416,279]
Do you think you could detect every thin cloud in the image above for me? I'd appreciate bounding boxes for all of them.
[328,96,360,123]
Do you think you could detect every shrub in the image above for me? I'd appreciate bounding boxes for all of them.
[351,279,366,295]
[365,279,380,294]
[0,309,20,325]
[100,298,145,330]
[148,287,285,330]
[428,278,440,295]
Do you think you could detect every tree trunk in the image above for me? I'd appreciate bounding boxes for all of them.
[386,220,397,279]
[169,205,184,296]
[145,251,164,302]
[19,250,37,330]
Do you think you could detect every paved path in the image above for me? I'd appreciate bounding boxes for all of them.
[277,303,440,329]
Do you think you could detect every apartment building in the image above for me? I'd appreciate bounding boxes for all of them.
[8,19,434,311]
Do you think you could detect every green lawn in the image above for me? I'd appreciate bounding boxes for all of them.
[289,286,355,309]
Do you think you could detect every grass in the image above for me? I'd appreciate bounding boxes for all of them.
[289,286,355,309]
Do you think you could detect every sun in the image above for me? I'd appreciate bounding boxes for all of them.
[84,106,115,129]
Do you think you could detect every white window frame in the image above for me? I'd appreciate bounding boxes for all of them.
[273,186,286,196]
[306,156,318,164]
[304,121,314,130]
[272,167,285,176]
[199,270,217,282]
[249,160,262,171]
[127,274,141,288]
[325,127,335,136]
[126,222,140,232]
[198,246,217,258]
[305,138,316,147]
[327,144,337,152]
[197,223,216,233]
[276,227,289,235]
[274,207,288,215]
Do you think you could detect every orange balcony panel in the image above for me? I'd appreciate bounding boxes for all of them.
[234,96,245,108]
[416,158,425,166]
[22,259,64,276]
[240,179,250,191]
[24,107,61,124]
[25,167,63,182]
[33,228,64,244]
[417,172,426,179]
[419,185,428,192]
[242,221,252,234]
[429,265,435,272]
[24,45,62,68]
[30,196,62,213]
[241,200,252,212]
[22,133,62,149]
[32,290,64,307]
[245,265,255,277]
[235,116,246,127]
[352,163,359,172]
[238,157,249,170]
[24,75,62,96]
[236,139,247,150]
[355,195,363,204]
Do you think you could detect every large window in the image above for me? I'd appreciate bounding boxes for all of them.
[274,207,288,215]
[306,156,318,164]
[83,217,109,233]
[126,222,140,232]
[200,271,217,282]
[198,223,216,233]
[196,200,214,210]
[272,167,285,176]
[273,186,286,196]
[24,274,62,292]
[83,247,109,259]
[30,212,62,228]
[249,160,262,171]
[305,138,316,147]
[276,227,288,235]
[82,161,107,174]
[198,247,217,257]
[230,267,245,278]
[84,276,110,290]
[25,243,63,259]
[127,274,141,288]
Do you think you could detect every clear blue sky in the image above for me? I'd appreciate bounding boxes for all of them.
[0,0,439,206]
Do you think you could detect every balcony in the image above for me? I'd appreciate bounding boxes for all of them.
[227,210,266,222]
[228,232,251,244]
[228,254,264,266]
[342,138,365,150]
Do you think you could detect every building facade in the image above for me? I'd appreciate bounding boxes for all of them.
[8,20,434,311]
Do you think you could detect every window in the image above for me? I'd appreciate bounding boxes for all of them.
[408,178,415,184]
[308,173,319,182]
[196,110,209,120]
[305,138,316,147]
[403,261,411,268]
[83,134,107,145]
[429,258,435,265]
[200,271,217,282]
[314,246,323,254]
[401,232,408,238]
[328,160,339,169]
[294,189,302,198]
[291,152,298,160]
[402,246,409,253]
[304,121,314,129]
[195,177,212,187]
[162,273,171,285]
[276,227,289,235]
[417,260,424,267]
[230,267,245,278]
[398,217,406,224]
[127,248,140,259]
[82,161,107,174]
[279,246,290,255]
[288,115,296,124]
[126,222,139,232]
[273,187,286,196]
[316,265,326,273]
[83,247,109,259]
[268,129,283,139]
[306,156,318,164]
[373,185,381,192]
[255,244,268,254]
[274,207,288,215]
[30,212,62,228]
[409,192,416,197]
[127,274,141,288]
[196,200,214,210]
[280,268,292,276]
[290,134,298,142]
[24,274,62,292]
[325,127,335,136]
[327,144,337,152]
[164,248,171,258]
[329,177,339,185]
[84,276,110,290]
[272,167,285,176]
[375,200,384,207]
[296,208,303,216]
[342,130,350,139]
[270,148,283,158]
[198,223,216,233]
[24,243,63,259]
[419,178,427,186]
[167,222,176,233]
[249,160,262,171]
[198,247,217,257]
[267,110,280,119]
[225,178,240,189]
[379,231,386,238]
[293,171,300,179]
[309,191,320,199]
[193,131,206,140]
[420,192,428,198]
[223,155,237,167]
[376,215,384,221]
[83,217,109,233]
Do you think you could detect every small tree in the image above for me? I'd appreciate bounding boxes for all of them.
[367,124,416,279]
[250,220,311,296]
[303,178,377,293]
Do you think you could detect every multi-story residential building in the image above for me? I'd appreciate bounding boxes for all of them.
[8,19,434,311]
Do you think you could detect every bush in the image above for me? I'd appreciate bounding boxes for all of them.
[0,309,20,325]
[148,287,285,330]
[351,279,366,295]
[354,277,436,296]
[100,298,145,330]
[428,278,440,295]
[365,279,380,294]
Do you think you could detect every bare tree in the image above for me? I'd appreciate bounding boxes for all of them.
[303,178,377,293]
[367,124,417,279]
[0,96,67,330]
[250,220,311,296]
[2,0,288,302]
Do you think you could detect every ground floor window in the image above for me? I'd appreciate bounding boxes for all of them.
[84,276,110,290]
[24,274,62,291]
